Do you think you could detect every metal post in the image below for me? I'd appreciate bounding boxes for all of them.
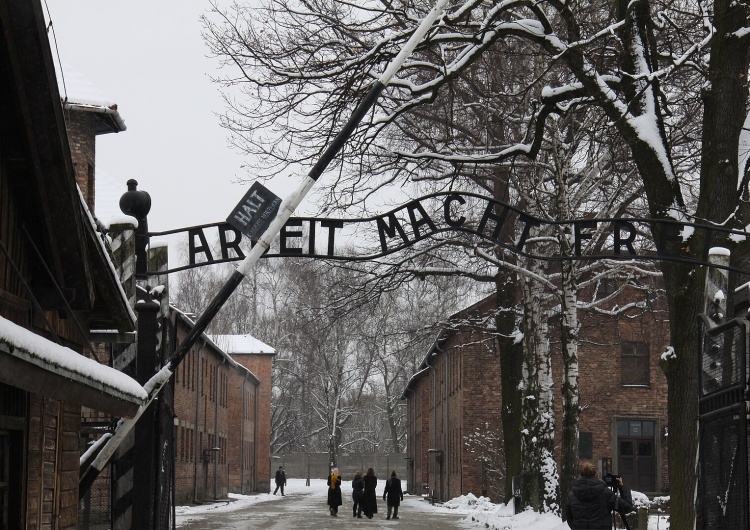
[512,476,522,514]
[306,452,310,487]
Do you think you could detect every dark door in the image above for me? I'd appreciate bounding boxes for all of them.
[0,430,22,530]
[0,431,7,530]
[617,420,656,492]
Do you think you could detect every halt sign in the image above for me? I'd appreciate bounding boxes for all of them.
[227,182,282,241]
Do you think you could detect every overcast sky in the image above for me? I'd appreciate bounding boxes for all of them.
[45,0,297,264]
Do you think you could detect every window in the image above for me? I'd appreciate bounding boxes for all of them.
[599,278,617,296]
[621,342,650,386]
[579,432,593,459]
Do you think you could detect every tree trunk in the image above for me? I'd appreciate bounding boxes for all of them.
[496,274,522,501]
[558,258,579,518]
[519,258,559,513]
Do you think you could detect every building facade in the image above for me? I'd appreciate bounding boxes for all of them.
[0,2,144,528]
[172,313,275,503]
[403,284,671,503]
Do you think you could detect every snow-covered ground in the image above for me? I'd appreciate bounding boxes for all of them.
[176,478,671,530]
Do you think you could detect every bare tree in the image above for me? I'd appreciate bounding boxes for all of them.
[202,1,741,523]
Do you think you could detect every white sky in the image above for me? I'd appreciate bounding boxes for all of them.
[44,0,297,262]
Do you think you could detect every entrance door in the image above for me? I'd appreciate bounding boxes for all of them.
[617,420,656,492]
[0,431,7,530]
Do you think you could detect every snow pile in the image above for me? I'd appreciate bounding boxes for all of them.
[444,492,498,512]
[442,495,567,530]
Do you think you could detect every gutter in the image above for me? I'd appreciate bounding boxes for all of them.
[63,101,127,132]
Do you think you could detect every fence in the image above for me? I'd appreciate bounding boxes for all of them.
[271,453,408,481]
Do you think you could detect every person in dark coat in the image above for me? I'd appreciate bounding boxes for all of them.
[327,467,343,516]
[566,461,633,529]
[362,467,378,519]
[351,470,364,518]
[273,466,286,496]
[383,470,404,520]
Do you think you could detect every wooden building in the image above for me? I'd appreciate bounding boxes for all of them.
[0,1,145,528]
[403,283,671,503]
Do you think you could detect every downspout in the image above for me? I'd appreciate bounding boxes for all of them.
[253,380,259,492]
[215,358,226,499]
[170,310,178,529]
[425,354,437,500]
[445,349,450,501]
[241,373,248,494]
[193,343,203,503]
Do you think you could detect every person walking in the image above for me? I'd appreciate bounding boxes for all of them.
[383,470,404,520]
[362,467,378,519]
[566,461,633,529]
[273,465,286,496]
[327,467,343,517]
[352,470,364,518]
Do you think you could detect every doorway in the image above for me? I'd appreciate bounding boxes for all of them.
[616,419,656,492]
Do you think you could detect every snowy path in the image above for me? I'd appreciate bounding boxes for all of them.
[176,479,472,529]
[176,479,669,530]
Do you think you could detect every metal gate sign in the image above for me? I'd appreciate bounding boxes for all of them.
[149,191,750,275]
[227,182,282,241]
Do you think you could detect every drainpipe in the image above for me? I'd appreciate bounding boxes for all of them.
[241,373,248,494]
[215,358,226,499]
[425,353,437,500]
[445,350,450,500]
[254,380,259,492]
[193,343,203,503]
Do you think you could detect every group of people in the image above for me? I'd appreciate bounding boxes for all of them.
[327,467,403,520]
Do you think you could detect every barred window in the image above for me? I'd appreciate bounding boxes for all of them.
[579,432,593,459]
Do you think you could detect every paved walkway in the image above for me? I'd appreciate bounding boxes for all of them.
[176,480,473,530]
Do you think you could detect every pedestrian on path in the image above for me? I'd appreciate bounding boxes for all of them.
[273,466,286,496]
[383,470,404,520]
[352,470,364,518]
[327,467,343,517]
[362,467,378,519]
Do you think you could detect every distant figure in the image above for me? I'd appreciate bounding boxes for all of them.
[327,467,342,516]
[362,467,378,519]
[383,470,404,520]
[566,461,633,529]
[352,470,364,518]
[273,465,286,496]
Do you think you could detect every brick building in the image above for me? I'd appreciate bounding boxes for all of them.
[0,2,145,528]
[403,283,671,502]
[172,309,275,503]
[210,333,275,494]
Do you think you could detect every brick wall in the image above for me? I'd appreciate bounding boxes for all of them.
[172,322,230,503]
[66,112,97,210]
[405,286,671,503]
[460,329,503,501]
[171,313,273,503]
[232,353,274,493]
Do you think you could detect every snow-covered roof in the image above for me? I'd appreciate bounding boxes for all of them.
[0,314,145,417]
[56,63,126,133]
[210,334,276,355]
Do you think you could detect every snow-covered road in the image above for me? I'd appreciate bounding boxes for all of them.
[176,479,669,530]
[176,479,472,529]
